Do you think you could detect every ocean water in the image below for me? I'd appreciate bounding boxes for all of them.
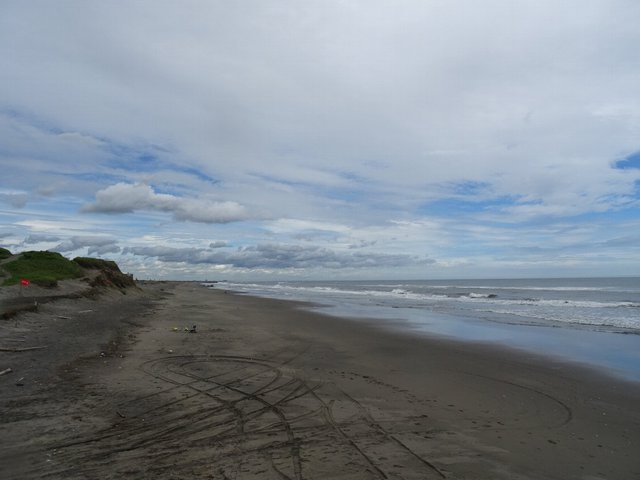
[206,278,640,381]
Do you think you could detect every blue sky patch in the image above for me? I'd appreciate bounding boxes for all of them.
[614,151,640,170]
[421,195,516,217]
[49,171,125,184]
[104,145,217,183]
[451,181,491,196]
[1,106,64,135]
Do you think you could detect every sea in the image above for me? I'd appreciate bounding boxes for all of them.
[205,277,640,382]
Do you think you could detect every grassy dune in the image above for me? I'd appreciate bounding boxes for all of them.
[1,251,84,287]
[0,250,136,291]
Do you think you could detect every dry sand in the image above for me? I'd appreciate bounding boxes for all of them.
[1,281,639,479]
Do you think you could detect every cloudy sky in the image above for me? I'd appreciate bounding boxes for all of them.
[1,1,639,280]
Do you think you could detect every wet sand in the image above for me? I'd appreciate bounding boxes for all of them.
[1,281,639,479]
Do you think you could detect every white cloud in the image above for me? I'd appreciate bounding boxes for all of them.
[2,1,640,277]
[83,183,248,224]
[16,219,96,234]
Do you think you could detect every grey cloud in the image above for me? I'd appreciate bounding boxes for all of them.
[53,236,119,254]
[24,234,61,244]
[348,240,378,249]
[0,193,29,208]
[88,244,121,256]
[598,235,640,249]
[209,241,228,248]
[123,246,213,264]
[125,243,433,270]
[83,183,247,224]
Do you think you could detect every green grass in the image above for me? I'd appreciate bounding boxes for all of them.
[73,257,121,272]
[0,247,11,260]
[2,251,84,287]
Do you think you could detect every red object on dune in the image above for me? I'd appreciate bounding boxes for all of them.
[20,278,30,286]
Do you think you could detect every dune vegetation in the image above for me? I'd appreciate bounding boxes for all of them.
[1,251,84,287]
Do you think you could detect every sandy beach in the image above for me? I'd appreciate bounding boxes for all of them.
[1,281,639,479]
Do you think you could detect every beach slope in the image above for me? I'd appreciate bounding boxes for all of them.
[1,282,639,479]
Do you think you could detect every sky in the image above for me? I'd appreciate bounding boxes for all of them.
[1,1,640,280]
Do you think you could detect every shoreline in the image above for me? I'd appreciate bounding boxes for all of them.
[219,283,640,384]
[310,303,640,384]
[2,281,639,479]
